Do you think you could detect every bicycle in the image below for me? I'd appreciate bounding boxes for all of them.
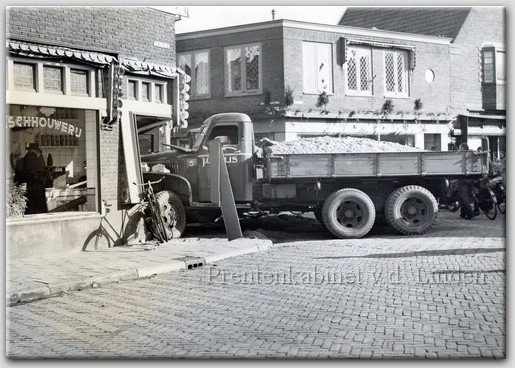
[488,176,506,215]
[442,178,498,220]
[135,177,170,243]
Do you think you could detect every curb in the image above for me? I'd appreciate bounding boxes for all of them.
[7,239,274,306]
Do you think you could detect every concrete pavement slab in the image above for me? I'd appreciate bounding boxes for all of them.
[6,237,273,306]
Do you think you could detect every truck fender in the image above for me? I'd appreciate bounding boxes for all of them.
[142,172,193,206]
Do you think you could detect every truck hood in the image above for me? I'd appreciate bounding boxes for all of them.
[141,150,185,164]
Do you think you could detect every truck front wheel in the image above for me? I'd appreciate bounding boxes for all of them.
[155,191,186,239]
[322,188,376,239]
[385,185,438,235]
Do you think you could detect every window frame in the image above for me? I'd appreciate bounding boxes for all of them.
[482,47,505,85]
[69,67,91,97]
[12,61,37,92]
[345,46,373,97]
[10,58,96,97]
[302,41,334,95]
[383,49,410,98]
[224,42,262,96]
[126,77,167,104]
[42,64,65,95]
[178,49,211,99]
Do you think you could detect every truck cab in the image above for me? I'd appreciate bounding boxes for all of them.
[141,112,256,205]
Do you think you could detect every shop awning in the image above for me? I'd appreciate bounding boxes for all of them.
[344,38,417,69]
[120,58,185,78]
[6,40,116,65]
[459,112,506,120]
[7,40,185,78]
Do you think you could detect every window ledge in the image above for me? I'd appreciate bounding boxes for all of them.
[224,91,262,97]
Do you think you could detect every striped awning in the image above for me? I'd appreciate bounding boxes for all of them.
[341,37,417,69]
[120,58,184,78]
[6,40,116,65]
[7,40,185,78]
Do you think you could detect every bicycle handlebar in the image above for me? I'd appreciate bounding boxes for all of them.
[132,176,165,187]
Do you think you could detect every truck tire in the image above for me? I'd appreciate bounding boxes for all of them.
[155,190,186,239]
[385,185,438,235]
[322,188,376,239]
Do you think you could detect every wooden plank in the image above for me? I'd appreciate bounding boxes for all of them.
[333,154,375,176]
[208,139,242,241]
[265,151,487,179]
[287,154,331,177]
[208,140,221,205]
[378,153,420,175]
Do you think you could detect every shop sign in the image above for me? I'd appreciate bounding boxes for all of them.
[7,115,82,137]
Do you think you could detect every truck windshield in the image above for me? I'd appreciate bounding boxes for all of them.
[191,123,208,150]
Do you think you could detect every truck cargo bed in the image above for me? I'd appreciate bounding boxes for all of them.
[265,151,489,179]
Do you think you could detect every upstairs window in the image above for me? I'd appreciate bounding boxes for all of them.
[384,50,409,97]
[178,50,210,98]
[303,42,333,94]
[225,43,261,95]
[346,47,372,96]
[43,66,64,94]
[13,62,36,91]
[70,69,90,96]
[483,48,505,84]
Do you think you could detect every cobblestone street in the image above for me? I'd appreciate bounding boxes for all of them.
[6,212,505,359]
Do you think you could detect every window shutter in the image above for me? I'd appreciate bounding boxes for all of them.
[303,42,317,93]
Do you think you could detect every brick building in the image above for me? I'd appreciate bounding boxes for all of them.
[6,7,187,257]
[340,6,506,157]
[176,19,455,151]
[176,7,505,157]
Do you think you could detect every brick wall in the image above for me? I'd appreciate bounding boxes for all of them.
[177,26,285,127]
[6,7,177,65]
[450,7,505,113]
[7,6,178,207]
[178,22,453,127]
[283,27,451,115]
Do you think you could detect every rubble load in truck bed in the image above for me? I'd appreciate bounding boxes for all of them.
[266,136,421,155]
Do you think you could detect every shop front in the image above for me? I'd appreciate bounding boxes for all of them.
[6,40,183,259]
[454,113,506,159]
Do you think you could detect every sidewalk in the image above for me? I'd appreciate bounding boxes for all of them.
[6,236,273,306]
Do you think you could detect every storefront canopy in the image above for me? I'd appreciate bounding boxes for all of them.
[120,58,184,78]
[7,40,185,78]
[7,40,116,65]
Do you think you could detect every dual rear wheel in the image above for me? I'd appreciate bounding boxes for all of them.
[319,185,438,238]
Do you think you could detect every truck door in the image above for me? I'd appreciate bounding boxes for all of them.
[197,122,253,203]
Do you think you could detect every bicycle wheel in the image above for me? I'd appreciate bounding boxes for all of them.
[480,188,497,220]
[497,202,506,215]
[148,196,169,242]
[496,186,506,214]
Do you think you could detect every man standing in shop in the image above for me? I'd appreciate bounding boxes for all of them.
[14,143,48,214]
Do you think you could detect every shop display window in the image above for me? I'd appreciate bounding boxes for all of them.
[6,105,97,216]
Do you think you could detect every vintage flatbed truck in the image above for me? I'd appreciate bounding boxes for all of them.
[140,113,489,239]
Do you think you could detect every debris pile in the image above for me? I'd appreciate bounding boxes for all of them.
[267,136,420,155]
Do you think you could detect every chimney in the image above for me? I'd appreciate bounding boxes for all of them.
[272,9,276,20]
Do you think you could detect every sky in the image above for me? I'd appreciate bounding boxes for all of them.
[174,6,346,34]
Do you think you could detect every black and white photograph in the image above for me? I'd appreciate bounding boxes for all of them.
[3,1,508,360]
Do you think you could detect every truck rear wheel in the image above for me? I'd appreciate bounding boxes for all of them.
[155,191,186,239]
[385,185,438,235]
[322,188,375,239]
